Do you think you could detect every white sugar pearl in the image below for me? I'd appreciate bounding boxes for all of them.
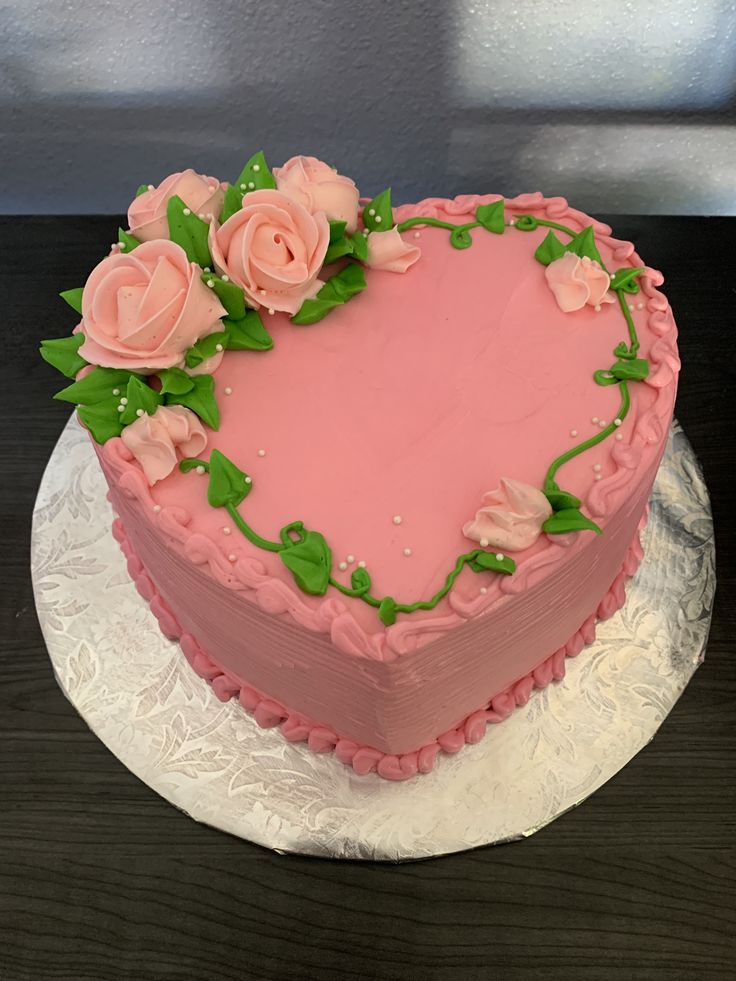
[215,343,223,352]
[221,274,229,282]
[224,386,233,395]
[403,547,412,557]
[116,405,124,413]
[480,586,488,594]
[480,537,489,548]
[228,553,237,562]
[240,183,246,190]
[120,397,128,405]
[248,181,255,190]
[594,474,602,481]
[358,560,366,568]
[592,416,598,424]
[152,504,161,513]
[206,279,215,288]
[599,420,607,428]
[257,449,266,457]
[259,289,266,296]
[594,304,601,312]
[222,527,231,535]
[147,184,154,191]
[183,207,191,216]
[198,212,205,219]
[112,388,120,396]
[628,303,635,311]
[244,476,252,484]
[203,267,211,273]
[414,231,421,238]
[615,433,623,441]
[195,465,205,475]
[339,561,348,571]
[136,408,144,417]
[636,302,644,310]
[392,515,402,525]
[509,218,516,226]
[570,428,578,437]
[375,215,382,223]
[495,553,504,561]
[268,308,275,315]
[593,463,602,472]
[346,554,355,563]
[614,418,622,427]
[368,208,375,216]
[252,163,260,172]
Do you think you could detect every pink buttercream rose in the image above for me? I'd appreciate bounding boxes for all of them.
[545,252,615,313]
[209,189,329,315]
[274,155,360,233]
[365,227,421,273]
[121,405,207,485]
[127,170,224,242]
[78,240,226,372]
[463,478,553,552]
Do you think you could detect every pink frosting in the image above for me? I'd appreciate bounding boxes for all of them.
[365,227,421,273]
[274,155,360,233]
[463,479,553,552]
[120,405,207,485]
[545,252,615,312]
[78,240,226,372]
[127,170,224,242]
[209,189,329,315]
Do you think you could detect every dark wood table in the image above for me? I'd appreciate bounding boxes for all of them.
[2,215,734,981]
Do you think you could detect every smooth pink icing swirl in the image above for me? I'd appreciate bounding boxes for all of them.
[78,240,226,371]
[120,405,207,485]
[127,170,224,242]
[463,478,553,552]
[209,189,329,315]
[365,227,421,273]
[273,155,360,234]
[544,252,615,312]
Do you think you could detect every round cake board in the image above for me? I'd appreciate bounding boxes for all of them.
[31,416,715,860]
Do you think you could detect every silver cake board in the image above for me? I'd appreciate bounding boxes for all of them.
[31,416,715,860]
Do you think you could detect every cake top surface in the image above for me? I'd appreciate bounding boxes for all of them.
[41,154,679,655]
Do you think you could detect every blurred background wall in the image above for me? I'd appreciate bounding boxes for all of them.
[3,0,736,214]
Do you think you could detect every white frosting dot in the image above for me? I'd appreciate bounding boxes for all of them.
[221,274,229,282]
[135,408,144,417]
[628,303,635,311]
[339,561,348,571]
[228,553,237,562]
[636,302,645,310]
[120,397,128,405]
[152,504,161,513]
[215,343,223,352]
[183,207,191,216]
[614,418,622,426]
[358,560,366,568]
[368,208,375,216]
[599,420,607,428]
[346,554,355,563]
[375,215,382,223]
[248,181,256,190]
[222,527,231,535]
[224,386,233,395]
[203,267,211,273]
[195,465,205,475]
[259,289,266,295]
[116,404,125,413]
[479,537,489,548]
[147,184,154,191]
[570,428,578,437]
[112,388,120,396]
[206,280,215,288]
[392,515,402,525]
[414,231,421,238]
[403,547,412,557]
[240,183,246,190]
[594,474,602,481]
[252,163,260,172]
[495,553,504,561]
[198,212,205,220]
[591,416,598,424]
[594,304,601,312]
[615,433,623,441]
[257,449,266,457]
[509,218,516,226]
[593,463,602,472]
[268,308,275,315]
[244,476,252,484]
[480,586,488,594]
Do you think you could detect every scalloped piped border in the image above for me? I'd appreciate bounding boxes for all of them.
[112,512,645,781]
[98,191,678,662]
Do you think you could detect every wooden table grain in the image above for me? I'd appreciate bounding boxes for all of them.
[2,215,734,981]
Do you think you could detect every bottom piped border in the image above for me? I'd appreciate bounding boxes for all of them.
[112,516,645,782]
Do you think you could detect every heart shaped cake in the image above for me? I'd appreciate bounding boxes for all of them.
[41,153,679,780]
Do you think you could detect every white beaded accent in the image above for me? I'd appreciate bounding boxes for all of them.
[636,302,644,310]
[392,515,402,525]
[479,537,489,548]
[594,474,602,481]
[570,428,578,437]
[257,449,266,457]
[614,418,622,426]
[368,208,375,216]
[495,553,504,561]
[375,215,382,223]
[480,586,488,594]
[222,527,231,535]
[198,212,205,220]
[268,308,275,315]
[599,420,607,428]
[594,304,601,312]
[615,433,623,441]
[183,207,191,216]
[135,408,144,417]
[221,274,229,282]
[206,280,215,288]
[248,181,255,190]
[215,343,223,352]
[195,465,205,475]
[403,547,412,557]
[240,183,246,190]
[346,554,355,564]
[338,561,348,571]
[358,560,366,568]
[244,476,252,484]
[112,388,120,396]
[593,463,602,472]
[252,163,260,172]
[152,504,161,513]
[228,553,237,562]
[120,397,128,405]
[147,184,154,191]
[414,231,421,238]
[592,416,598,424]
[224,386,233,395]
[116,405,124,413]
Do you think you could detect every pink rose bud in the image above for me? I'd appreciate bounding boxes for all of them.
[78,240,226,372]
[545,252,615,313]
[127,170,224,242]
[120,405,207,485]
[274,155,360,233]
[463,478,553,552]
[364,227,421,273]
[209,189,329,315]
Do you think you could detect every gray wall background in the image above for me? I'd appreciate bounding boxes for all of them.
[3,0,736,215]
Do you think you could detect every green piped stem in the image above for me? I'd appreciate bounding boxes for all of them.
[225,503,284,553]
[618,290,640,357]
[396,216,479,234]
[514,216,577,237]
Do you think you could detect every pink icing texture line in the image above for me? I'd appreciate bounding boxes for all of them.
[112,513,645,781]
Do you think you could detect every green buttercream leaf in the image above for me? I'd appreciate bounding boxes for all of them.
[534,230,566,266]
[157,367,195,396]
[349,231,369,262]
[450,227,473,250]
[135,184,150,197]
[467,550,516,576]
[165,373,220,430]
[60,288,84,314]
[362,188,394,232]
[39,334,87,379]
[118,227,141,253]
[594,358,650,385]
[234,151,277,196]
[564,226,604,266]
[166,194,212,267]
[542,508,602,536]
[200,273,247,320]
[350,566,372,595]
[77,397,124,444]
[279,530,332,596]
[223,311,274,351]
[207,448,252,508]
[54,366,136,405]
[475,199,505,234]
[120,375,163,426]
[544,489,582,511]
[324,237,354,265]
[329,220,347,243]
[610,267,646,294]
[184,331,228,368]
[219,184,243,224]
[378,596,398,626]
[291,263,367,325]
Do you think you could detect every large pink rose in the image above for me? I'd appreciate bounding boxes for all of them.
[127,170,224,242]
[463,479,552,552]
[121,405,207,485]
[274,155,360,233]
[545,252,615,313]
[78,240,226,372]
[209,189,329,315]
[365,227,421,273]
